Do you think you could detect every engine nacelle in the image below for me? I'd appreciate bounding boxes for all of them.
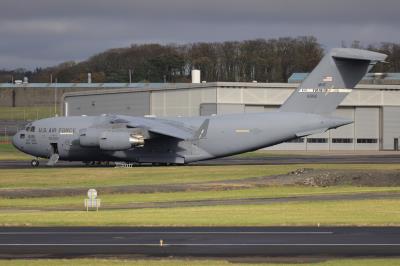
[99,131,144,151]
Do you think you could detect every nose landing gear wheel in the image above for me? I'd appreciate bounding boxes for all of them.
[31,159,40,167]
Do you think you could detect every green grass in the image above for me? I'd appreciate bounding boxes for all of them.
[0,199,399,226]
[1,164,399,190]
[0,186,399,209]
[0,144,30,160]
[0,165,293,189]
[2,258,400,266]
[0,106,56,121]
[1,154,400,227]
[1,258,400,266]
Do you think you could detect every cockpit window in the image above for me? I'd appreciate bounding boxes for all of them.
[19,134,25,139]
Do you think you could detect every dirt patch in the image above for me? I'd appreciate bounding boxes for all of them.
[1,168,400,199]
[290,168,400,187]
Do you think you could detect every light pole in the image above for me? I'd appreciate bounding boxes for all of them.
[129,68,134,84]
[54,78,58,116]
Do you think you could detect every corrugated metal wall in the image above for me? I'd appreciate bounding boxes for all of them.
[65,92,150,116]
[151,88,216,116]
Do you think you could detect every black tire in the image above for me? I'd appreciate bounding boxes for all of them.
[31,159,39,167]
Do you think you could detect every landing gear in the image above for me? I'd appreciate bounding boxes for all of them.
[31,159,40,167]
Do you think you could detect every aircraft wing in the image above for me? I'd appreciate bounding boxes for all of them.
[111,116,209,140]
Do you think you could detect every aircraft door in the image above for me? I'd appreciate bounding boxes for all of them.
[50,143,59,154]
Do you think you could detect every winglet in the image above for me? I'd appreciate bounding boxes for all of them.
[193,119,210,139]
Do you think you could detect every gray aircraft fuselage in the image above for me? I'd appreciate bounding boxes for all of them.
[12,112,349,165]
[11,48,387,166]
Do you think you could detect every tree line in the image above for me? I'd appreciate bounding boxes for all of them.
[1,36,399,83]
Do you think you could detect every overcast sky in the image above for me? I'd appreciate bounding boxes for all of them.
[1,0,399,69]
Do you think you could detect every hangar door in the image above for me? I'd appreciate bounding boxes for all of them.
[217,104,245,115]
[354,107,380,150]
[200,103,217,116]
[382,107,400,150]
[330,108,355,150]
[65,92,150,116]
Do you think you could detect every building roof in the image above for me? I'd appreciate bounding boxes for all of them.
[0,82,169,89]
[1,81,400,91]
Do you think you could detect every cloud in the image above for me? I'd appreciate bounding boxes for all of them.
[0,0,399,69]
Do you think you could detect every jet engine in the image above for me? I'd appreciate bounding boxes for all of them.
[80,129,144,150]
[99,131,144,151]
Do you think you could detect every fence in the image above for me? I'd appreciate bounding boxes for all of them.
[0,126,21,144]
[0,106,57,121]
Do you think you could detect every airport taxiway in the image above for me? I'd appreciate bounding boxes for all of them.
[0,227,400,257]
[1,153,400,169]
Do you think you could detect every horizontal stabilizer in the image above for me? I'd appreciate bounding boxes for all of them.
[331,48,387,62]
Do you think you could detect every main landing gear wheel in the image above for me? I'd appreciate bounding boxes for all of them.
[31,159,40,167]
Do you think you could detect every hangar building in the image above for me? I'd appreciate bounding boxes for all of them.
[62,77,400,151]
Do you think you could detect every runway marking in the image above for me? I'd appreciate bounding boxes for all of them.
[0,231,333,235]
[1,243,400,246]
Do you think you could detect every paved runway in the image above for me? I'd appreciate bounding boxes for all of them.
[1,154,400,169]
[0,227,400,257]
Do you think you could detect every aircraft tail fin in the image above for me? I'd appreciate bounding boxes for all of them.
[279,48,387,115]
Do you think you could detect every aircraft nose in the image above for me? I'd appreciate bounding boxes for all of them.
[12,131,22,150]
[12,133,18,147]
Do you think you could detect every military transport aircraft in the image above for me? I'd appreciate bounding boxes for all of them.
[12,48,387,167]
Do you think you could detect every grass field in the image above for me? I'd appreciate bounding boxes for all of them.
[1,258,400,266]
[1,142,400,226]
[0,186,399,209]
[0,144,30,160]
[0,165,297,189]
[0,163,399,189]
[1,163,399,189]
[0,199,399,226]
[0,106,55,121]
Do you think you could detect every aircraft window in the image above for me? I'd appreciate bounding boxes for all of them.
[20,134,25,139]
[30,126,35,132]
[26,127,30,131]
